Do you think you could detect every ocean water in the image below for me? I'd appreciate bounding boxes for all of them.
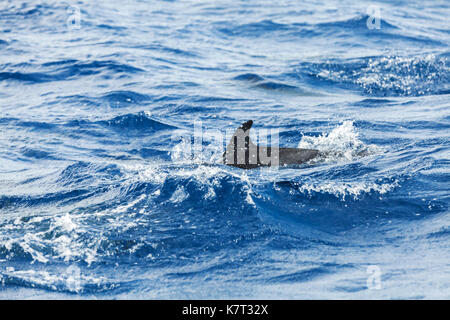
[0,0,449,299]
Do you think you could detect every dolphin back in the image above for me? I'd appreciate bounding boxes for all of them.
[223,120,319,169]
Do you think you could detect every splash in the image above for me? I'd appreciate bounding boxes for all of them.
[298,121,380,162]
[170,134,225,165]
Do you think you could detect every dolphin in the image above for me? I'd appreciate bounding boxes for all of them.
[223,120,319,169]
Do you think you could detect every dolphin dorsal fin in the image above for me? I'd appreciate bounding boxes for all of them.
[223,120,256,165]
[230,120,255,145]
[240,120,253,132]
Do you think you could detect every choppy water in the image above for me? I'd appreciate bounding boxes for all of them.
[0,0,449,299]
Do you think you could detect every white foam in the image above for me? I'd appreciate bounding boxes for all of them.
[298,120,381,162]
[169,185,189,203]
[52,213,77,232]
[297,179,399,200]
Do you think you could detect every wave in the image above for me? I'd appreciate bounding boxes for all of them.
[0,60,143,83]
[0,71,54,83]
[232,73,265,82]
[14,120,57,131]
[233,72,322,95]
[99,112,176,132]
[58,161,123,188]
[0,267,117,294]
[100,91,153,107]
[59,90,153,109]
[313,14,443,45]
[315,15,398,31]
[216,19,291,37]
[215,15,444,47]
[134,44,199,58]
[19,147,59,161]
[296,53,449,96]
[0,155,446,293]
[0,2,56,18]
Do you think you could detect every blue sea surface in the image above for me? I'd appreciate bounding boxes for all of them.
[0,0,449,299]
